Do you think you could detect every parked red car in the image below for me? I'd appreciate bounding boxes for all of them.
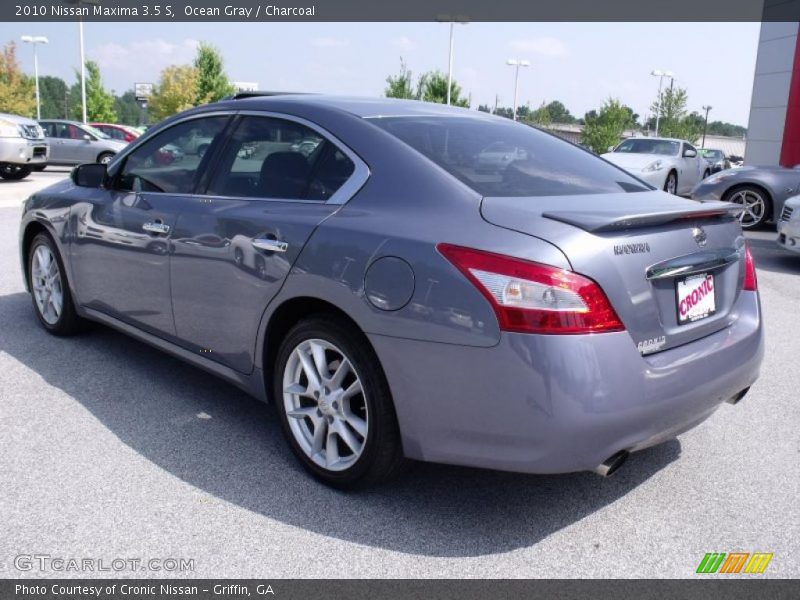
[90,123,140,143]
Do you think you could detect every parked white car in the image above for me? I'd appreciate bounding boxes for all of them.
[777,195,800,254]
[0,112,48,180]
[602,137,708,195]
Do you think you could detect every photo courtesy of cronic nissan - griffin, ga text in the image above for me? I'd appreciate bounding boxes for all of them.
[18,95,764,488]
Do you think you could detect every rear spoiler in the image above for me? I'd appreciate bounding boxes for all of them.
[542,201,740,232]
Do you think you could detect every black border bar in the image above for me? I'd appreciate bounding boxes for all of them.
[2,579,800,600]
[3,0,800,22]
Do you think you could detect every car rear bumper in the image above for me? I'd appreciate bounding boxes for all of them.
[371,290,763,474]
[0,138,49,165]
[777,220,800,253]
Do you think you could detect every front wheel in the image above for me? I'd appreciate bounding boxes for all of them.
[97,152,115,165]
[0,163,32,180]
[723,185,770,229]
[274,316,405,488]
[28,233,86,335]
[663,171,678,194]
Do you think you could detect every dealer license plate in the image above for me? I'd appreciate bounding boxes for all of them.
[676,273,716,324]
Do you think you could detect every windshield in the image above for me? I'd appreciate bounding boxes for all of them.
[701,149,723,160]
[369,116,650,197]
[614,139,680,156]
[82,124,110,139]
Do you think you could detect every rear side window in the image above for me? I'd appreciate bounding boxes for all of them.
[370,116,649,197]
[207,116,355,201]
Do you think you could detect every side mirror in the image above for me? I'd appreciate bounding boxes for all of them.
[684,148,697,158]
[608,145,616,152]
[71,163,107,188]
[83,134,93,141]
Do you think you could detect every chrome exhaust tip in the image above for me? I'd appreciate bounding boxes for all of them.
[727,386,750,405]
[593,450,629,477]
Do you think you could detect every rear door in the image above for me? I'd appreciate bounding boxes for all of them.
[169,113,364,373]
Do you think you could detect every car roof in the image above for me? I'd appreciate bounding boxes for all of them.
[0,112,38,125]
[39,119,86,125]
[210,94,497,120]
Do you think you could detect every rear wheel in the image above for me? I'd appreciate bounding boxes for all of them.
[723,185,770,229]
[27,233,86,335]
[664,171,678,194]
[97,152,115,165]
[0,164,32,180]
[274,316,405,488]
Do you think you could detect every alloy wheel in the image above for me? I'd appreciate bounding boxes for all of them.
[31,244,64,325]
[728,189,766,228]
[665,173,677,194]
[282,338,368,472]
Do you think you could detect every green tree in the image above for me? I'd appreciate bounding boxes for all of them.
[149,65,199,121]
[707,121,746,137]
[194,42,234,105]
[417,70,469,107]
[477,103,491,113]
[651,86,702,141]
[70,61,116,122]
[38,75,69,119]
[384,58,417,99]
[0,42,35,116]
[581,98,636,154]
[114,90,144,125]
[543,100,575,124]
[528,102,552,127]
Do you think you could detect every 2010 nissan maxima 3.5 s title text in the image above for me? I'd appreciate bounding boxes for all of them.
[18,95,764,488]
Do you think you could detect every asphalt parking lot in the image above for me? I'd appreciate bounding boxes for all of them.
[1,170,798,578]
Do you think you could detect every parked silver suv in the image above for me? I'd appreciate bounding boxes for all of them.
[0,112,48,180]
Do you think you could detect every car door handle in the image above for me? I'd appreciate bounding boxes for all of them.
[142,222,170,235]
[252,238,288,253]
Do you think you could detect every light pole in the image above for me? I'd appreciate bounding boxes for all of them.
[701,105,712,148]
[63,0,100,123]
[436,15,468,106]
[21,35,49,120]
[506,59,530,121]
[651,69,674,136]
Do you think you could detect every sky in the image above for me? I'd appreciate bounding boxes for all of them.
[1,21,761,126]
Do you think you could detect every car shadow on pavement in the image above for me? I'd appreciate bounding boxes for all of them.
[747,235,800,276]
[0,291,680,558]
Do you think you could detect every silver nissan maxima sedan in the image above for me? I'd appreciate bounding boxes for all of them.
[19,95,763,488]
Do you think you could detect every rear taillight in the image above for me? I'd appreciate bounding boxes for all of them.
[437,244,625,335]
[743,244,758,291]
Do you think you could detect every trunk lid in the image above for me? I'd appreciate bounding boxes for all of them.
[481,191,747,354]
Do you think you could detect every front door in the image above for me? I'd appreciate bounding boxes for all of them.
[169,114,360,373]
[69,114,231,337]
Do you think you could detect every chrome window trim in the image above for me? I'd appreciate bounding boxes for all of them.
[109,109,370,207]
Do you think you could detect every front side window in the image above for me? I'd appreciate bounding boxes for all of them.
[114,116,228,194]
[370,116,649,197]
[207,116,355,201]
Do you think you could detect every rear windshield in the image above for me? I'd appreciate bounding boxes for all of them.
[368,116,650,196]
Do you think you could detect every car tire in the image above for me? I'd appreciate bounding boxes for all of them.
[723,185,770,229]
[273,315,406,489]
[97,152,115,165]
[32,164,47,172]
[0,164,33,180]
[663,171,678,194]
[27,232,86,336]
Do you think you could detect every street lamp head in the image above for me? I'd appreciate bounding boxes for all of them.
[664,71,675,78]
[506,59,518,66]
[651,69,663,76]
[519,60,531,67]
